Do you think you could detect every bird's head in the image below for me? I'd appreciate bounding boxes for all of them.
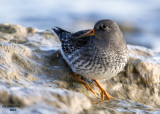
[77,19,120,40]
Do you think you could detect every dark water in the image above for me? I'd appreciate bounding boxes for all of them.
[0,0,160,51]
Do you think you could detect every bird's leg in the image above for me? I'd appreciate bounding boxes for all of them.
[93,79,115,100]
[73,73,98,98]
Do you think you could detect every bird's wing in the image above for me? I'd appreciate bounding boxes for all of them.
[52,27,92,54]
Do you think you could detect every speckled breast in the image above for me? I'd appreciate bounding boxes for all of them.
[62,46,128,80]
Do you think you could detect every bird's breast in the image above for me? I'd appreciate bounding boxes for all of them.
[62,45,128,80]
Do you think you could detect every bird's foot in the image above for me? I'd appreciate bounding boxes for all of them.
[73,73,98,98]
[101,88,115,100]
[93,79,115,100]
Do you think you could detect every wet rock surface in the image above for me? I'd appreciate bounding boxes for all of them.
[0,23,160,113]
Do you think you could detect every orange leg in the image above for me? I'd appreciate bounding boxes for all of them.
[93,79,115,100]
[73,74,98,98]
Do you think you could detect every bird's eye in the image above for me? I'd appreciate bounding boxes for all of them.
[102,25,107,28]
[96,25,108,31]
[99,24,108,30]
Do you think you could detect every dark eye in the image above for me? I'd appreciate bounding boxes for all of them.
[99,24,108,30]
[102,25,107,28]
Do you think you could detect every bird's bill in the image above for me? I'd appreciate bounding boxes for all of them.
[77,29,95,38]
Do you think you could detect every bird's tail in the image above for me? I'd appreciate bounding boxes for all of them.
[52,27,70,42]
[52,27,62,36]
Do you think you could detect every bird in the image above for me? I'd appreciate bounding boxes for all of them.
[52,19,128,100]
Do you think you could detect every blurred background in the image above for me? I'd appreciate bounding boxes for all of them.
[0,0,160,51]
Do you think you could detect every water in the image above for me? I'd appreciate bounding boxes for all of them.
[0,0,160,51]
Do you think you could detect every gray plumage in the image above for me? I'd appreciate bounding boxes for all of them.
[52,19,128,80]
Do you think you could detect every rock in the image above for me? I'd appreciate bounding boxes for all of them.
[0,23,38,44]
[26,27,38,34]
[0,23,160,113]
[0,83,91,114]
